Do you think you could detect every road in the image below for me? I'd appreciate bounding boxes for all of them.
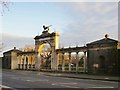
[1,70,119,90]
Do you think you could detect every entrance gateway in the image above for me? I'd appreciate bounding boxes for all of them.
[34,26,59,70]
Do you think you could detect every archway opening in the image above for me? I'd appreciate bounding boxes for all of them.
[99,55,105,68]
[99,55,106,73]
[38,43,52,69]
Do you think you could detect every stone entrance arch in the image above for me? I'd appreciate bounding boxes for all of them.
[38,43,52,69]
[34,29,59,71]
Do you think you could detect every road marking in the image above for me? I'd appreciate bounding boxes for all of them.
[90,86,114,88]
[101,81,117,83]
[51,82,79,88]
[11,76,49,82]
[26,80,31,81]
[35,79,49,82]
[74,78,117,83]
[60,84,79,88]
[0,85,11,88]
[104,77,109,79]
[59,83,77,85]
[25,79,49,82]
[52,82,77,85]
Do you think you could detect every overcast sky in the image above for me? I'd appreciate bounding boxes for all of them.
[0,1,118,56]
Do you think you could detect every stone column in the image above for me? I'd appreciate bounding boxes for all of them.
[20,55,22,69]
[24,56,26,70]
[21,55,24,70]
[28,55,31,69]
[30,56,32,69]
[76,52,79,72]
[18,55,21,69]
[54,51,58,71]
[84,51,87,73]
[69,52,71,71]
[51,45,58,71]
[31,55,33,69]
[56,53,59,71]
[27,56,29,69]
[35,44,40,70]
[62,53,65,71]
[32,55,35,69]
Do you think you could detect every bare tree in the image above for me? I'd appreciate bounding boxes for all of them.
[0,0,11,16]
[0,42,4,52]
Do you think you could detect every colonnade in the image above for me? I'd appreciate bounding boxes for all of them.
[56,51,87,73]
[17,54,35,70]
[17,48,87,73]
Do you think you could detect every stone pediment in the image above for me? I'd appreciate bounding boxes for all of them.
[87,38,118,45]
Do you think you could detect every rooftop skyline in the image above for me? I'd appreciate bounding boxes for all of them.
[1,1,118,56]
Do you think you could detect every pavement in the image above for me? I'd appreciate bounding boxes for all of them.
[37,71,119,82]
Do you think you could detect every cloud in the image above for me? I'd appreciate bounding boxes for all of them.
[58,2,118,46]
[2,33,34,52]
